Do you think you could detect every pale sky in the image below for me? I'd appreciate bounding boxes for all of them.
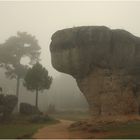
[0,1,140,77]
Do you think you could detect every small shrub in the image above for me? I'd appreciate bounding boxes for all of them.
[29,114,53,123]
[20,103,41,115]
[0,94,17,120]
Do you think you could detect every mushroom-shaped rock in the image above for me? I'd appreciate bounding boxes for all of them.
[50,26,140,116]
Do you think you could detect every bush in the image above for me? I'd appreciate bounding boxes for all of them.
[20,103,41,115]
[0,94,17,120]
[29,114,53,123]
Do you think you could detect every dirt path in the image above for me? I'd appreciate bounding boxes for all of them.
[32,119,140,139]
[32,120,75,139]
[32,119,95,139]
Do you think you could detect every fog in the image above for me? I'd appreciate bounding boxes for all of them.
[0,1,140,111]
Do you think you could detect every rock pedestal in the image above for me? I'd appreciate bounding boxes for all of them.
[50,26,140,116]
[77,68,139,116]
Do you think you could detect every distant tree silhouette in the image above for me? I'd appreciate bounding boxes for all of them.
[0,87,2,93]
[48,104,56,113]
[24,62,52,109]
[0,32,41,111]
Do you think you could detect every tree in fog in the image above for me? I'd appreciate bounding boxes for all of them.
[0,32,40,111]
[24,62,52,109]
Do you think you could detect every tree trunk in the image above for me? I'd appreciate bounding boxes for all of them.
[35,89,39,109]
[15,76,20,113]
[16,76,20,97]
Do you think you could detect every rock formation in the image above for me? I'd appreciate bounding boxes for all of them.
[50,26,140,116]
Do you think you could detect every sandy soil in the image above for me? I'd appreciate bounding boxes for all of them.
[32,118,140,139]
[32,119,95,139]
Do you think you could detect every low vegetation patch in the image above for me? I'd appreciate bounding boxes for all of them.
[0,114,59,139]
[0,123,43,139]
[104,121,140,139]
[69,118,140,139]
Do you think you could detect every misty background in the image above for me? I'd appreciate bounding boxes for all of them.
[0,1,140,111]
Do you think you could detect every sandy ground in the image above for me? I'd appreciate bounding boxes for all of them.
[32,120,96,139]
[32,117,140,139]
[32,120,74,139]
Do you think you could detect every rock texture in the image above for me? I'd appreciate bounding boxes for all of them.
[50,26,140,116]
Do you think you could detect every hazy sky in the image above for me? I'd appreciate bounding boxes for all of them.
[0,1,140,77]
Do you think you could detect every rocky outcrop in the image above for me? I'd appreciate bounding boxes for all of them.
[50,26,140,116]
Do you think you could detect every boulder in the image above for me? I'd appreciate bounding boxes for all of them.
[50,26,140,116]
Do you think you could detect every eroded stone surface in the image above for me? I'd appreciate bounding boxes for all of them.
[50,26,140,116]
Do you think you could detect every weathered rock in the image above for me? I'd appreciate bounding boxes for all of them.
[50,26,140,116]
[20,103,41,115]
